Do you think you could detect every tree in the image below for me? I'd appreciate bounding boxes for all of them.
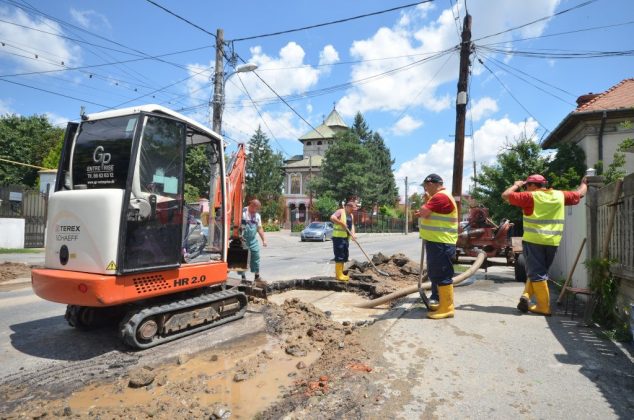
[311,130,371,205]
[363,131,399,207]
[184,144,215,202]
[245,126,284,221]
[409,192,423,210]
[351,112,371,142]
[0,114,63,186]
[313,196,338,220]
[602,134,634,183]
[472,137,549,223]
[546,142,586,190]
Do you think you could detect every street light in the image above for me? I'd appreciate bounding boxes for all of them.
[211,62,258,134]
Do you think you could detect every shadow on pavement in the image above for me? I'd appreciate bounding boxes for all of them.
[546,292,634,417]
[10,315,125,361]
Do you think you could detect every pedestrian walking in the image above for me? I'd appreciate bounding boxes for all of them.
[330,201,357,281]
[416,174,458,319]
[502,174,587,315]
[241,199,267,285]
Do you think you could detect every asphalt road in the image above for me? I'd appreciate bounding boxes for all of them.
[2,231,633,417]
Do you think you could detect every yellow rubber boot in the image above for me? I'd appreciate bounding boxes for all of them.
[528,280,551,316]
[335,262,349,282]
[517,280,533,313]
[427,284,454,319]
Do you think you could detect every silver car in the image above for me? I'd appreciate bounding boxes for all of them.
[300,222,334,242]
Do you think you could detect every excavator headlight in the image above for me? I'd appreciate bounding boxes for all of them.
[78,283,88,293]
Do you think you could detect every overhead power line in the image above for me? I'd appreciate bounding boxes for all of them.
[230,0,435,42]
[0,78,108,107]
[473,0,597,43]
[144,0,217,38]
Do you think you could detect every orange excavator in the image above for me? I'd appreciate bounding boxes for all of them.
[31,105,253,349]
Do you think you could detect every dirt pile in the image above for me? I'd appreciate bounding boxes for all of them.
[0,262,36,283]
[346,252,422,296]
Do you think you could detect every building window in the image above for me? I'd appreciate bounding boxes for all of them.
[306,141,312,145]
[317,141,322,145]
[290,173,301,194]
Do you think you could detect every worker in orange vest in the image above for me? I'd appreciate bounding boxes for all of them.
[502,174,587,315]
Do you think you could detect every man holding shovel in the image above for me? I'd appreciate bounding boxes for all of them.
[416,174,459,319]
[330,201,357,281]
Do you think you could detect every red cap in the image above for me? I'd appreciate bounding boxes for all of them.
[525,174,547,185]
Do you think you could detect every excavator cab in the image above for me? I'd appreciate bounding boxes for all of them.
[32,105,249,349]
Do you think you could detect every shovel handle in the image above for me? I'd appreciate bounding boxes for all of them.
[344,226,389,276]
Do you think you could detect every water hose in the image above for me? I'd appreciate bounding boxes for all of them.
[355,251,487,308]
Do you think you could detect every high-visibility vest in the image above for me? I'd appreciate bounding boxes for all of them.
[332,209,353,238]
[523,189,565,246]
[419,190,458,244]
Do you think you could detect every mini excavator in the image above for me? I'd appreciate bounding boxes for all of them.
[31,105,256,349]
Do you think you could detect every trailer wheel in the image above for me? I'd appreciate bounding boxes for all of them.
[514,253,527,283]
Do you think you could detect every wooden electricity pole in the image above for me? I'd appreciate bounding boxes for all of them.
[211,28,224,133]
[451,14,472,217]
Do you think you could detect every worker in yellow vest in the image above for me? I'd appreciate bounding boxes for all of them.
[415,174,458,319]
[502,174,587,315]
[330,201,357,281]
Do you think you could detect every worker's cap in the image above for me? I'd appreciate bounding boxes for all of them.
[422,173,443,184]
[525,174,548,185]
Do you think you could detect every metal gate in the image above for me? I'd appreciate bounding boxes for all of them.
[0,186,48,248]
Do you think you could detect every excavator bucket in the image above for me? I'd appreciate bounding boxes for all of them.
[227,238,250,271]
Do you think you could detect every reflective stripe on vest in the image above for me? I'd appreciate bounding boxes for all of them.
[523,189,565,246]
[419,190,458,244]
[333,209,352,238]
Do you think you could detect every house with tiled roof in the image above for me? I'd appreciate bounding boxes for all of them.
[542,78,634,292]
[282,107,348,227]
[542,78,634,173]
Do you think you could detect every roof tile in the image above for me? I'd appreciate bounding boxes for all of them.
[575,78,634,113]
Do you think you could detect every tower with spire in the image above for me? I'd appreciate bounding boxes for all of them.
[282,106,348,227]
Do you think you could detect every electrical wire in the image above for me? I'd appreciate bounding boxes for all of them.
[230,1,434,42]
[472,0,597,43]
[144,0,217,38]
[0,78,108,107]
[236,73,290,157]
[476,54,551,136]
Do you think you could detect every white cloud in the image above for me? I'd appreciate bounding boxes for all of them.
[337,0,561,117]
[45,112,69,127]
[469,97,498,121]
[0,99,15,115]
[395,117,539,197]
[0,7,81,72]
[70,8,111,30]
[391,115,423,136]
[319,45,339,66]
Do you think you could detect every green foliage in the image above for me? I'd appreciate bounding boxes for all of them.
[245,126,284,206]
[546,143,586,190]
[584,257,631,341]
[379,205,400,218]
[409,192,423,210]
[262,223,280,232]
[291,222,304,232]
[311,113,398,209]
[311,130,370,204]
[184,183,200,203]
[261,199,281,222]
[314,196,338,219]
[41,131,65,170]
[602,137,634,183]
[0,114,64,186]
[184,145,213,199]
[472,137,548,223]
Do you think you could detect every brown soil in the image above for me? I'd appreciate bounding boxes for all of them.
[1,253,420,419]
[0,262,36,283]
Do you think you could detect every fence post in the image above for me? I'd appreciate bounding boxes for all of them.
[585,175,605,262]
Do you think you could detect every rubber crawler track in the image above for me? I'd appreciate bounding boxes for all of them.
[119,288,248,349]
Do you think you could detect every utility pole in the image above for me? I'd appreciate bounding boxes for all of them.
[404,176,409,235]
[208,28,224,251]
[451,13,472,218]
[211,28,224,133]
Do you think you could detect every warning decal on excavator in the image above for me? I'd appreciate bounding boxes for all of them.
[106,261,117,271]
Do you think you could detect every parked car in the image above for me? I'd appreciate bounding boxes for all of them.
[300,222,334,242]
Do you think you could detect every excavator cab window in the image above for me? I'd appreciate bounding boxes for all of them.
[55,122,78,191]
[122,115,185,272]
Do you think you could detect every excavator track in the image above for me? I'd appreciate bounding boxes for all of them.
[119,288,248,349]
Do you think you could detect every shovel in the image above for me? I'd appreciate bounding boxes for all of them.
[345,226,390,277]
[418,239,431,309]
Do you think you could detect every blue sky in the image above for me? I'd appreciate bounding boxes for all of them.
[1,0,633,198]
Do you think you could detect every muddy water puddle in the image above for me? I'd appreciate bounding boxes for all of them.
[67,332,319,419]
[269,290,389,323]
